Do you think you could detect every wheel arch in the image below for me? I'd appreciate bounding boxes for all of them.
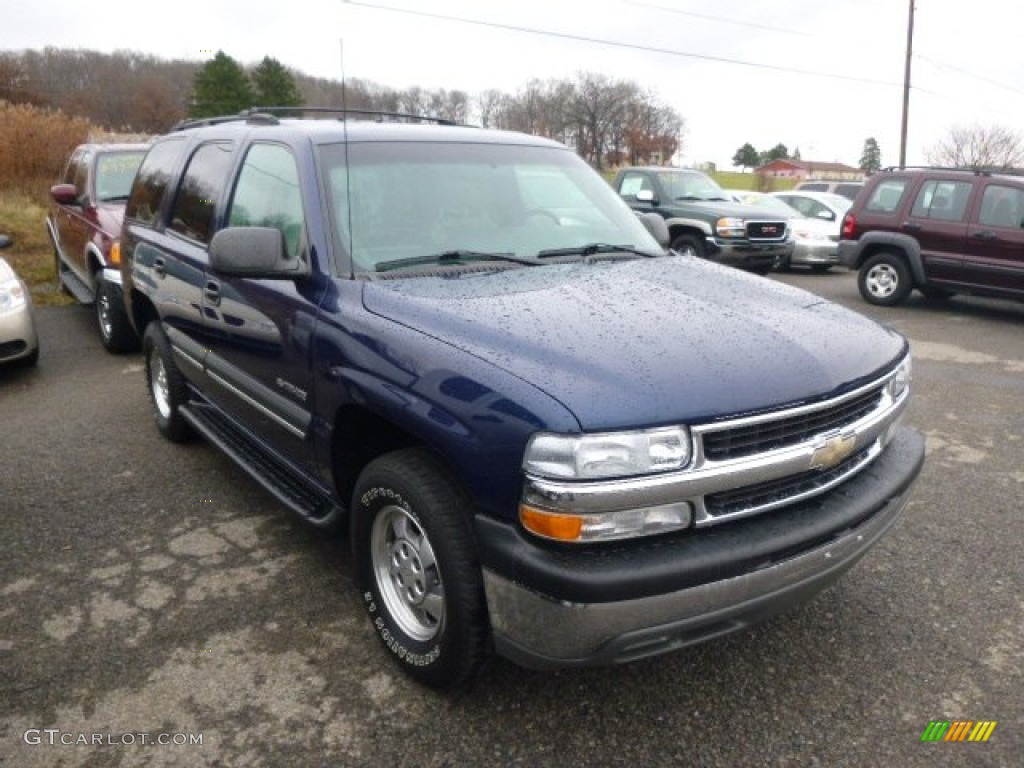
[855,233,925,285]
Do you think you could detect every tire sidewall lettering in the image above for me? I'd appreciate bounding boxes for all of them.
[360,486,442,669]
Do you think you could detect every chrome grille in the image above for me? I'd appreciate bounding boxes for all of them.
[704,448,873,518]
[746,220,787,241]
[702,386,883,462]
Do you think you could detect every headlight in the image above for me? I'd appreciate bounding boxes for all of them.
[0,278,27,315]
[887,354,912,400]
[523,426,692,480]
[715,217,745,238]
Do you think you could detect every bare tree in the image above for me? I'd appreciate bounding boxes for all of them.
[925,124,1024,169]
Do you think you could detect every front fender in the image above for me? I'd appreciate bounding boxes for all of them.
[664,216,713,236]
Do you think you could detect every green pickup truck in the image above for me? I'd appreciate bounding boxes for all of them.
[613,166,793,273]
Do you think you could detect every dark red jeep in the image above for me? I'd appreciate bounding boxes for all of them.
[46,143,148,351]
[838,167,1024,307]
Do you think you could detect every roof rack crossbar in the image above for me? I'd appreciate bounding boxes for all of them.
[240,106,459,126]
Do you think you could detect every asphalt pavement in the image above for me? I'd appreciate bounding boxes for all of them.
[1,269,1021,767]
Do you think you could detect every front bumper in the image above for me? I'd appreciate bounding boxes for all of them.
[0,287,39,364]
[705,238,792,270]
[790,239,840,266]
[479,427,924,669]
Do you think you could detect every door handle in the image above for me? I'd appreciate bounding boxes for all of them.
[902,222,921,232]
[972,230,997,240]
[204,280,222,306]
[153,257,167,278]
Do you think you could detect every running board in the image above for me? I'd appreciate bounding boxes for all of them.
[59,266,95,304]
[180,401,345,531]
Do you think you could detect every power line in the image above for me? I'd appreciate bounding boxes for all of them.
[915,54,1024,98]
[342,0,907,89]
[622,0,811,37]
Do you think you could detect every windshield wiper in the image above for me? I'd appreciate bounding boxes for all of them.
[374,250,539,273]
[99,194,130,203]
[536,243,661,260]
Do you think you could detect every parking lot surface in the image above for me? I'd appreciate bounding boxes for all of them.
[1,269,1021,767]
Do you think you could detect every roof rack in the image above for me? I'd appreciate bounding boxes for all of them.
[880,165,1024,177]
[170,106,466,133]
[242,106,462,126]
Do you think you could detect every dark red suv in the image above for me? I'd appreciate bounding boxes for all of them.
[46,143,148,351]
[838,168,1024,306]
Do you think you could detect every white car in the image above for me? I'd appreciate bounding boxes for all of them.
[772,190,852,238]
[724,190,839,270]
[0,235,40,367]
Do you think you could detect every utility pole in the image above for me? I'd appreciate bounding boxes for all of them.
[899,0,915,167]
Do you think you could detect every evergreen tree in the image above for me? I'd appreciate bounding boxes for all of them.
[251,56,302,108]
[792,146,802,161]
[190,51,253,118]
[859,137,882,173]
[732,142,760,170]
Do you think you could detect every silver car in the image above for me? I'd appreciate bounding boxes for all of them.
[0,235,40,367]
[725,190,839,270]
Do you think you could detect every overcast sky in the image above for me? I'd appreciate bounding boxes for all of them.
[5,0,1022,168]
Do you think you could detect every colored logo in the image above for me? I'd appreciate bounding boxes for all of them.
[920,720,997,742]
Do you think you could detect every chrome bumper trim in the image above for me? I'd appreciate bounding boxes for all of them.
[523,368,908,528]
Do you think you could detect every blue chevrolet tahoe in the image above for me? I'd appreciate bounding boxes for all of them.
[121,111,924,688]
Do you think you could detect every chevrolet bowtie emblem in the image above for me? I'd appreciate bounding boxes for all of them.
[811,433,857,470]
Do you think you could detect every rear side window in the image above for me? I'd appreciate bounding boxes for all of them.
[227,143,305,258]
[910,180,972,222]
[618,172,654,198]
[978,185,1024,228]
[835,183,862,200]
[864,179,908,213]
[126,139,187,227]
[168,142,235,244]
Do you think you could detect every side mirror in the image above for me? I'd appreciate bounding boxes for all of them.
[817,210,835,221]
[0,234,12,249]
[637,212,669,248]
[635,189,657,204]
[209,227,309,278]
[51,183,80,206]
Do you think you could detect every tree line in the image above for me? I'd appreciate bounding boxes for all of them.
[0,48,682,169]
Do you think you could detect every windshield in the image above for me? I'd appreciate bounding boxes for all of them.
[656,170,728,202]
[731,192,805,218]
[319,141,660,272]
[95,151,146,202]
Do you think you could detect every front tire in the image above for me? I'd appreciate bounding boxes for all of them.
[353,448,489,689]
[670,234,705,259]
[95,274,139,353]
[858,252,912,306]
[143,323,192,442]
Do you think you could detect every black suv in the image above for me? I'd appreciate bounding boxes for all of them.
[119,110,923,688]
[839,167,1024,306]
[613,167,793,273]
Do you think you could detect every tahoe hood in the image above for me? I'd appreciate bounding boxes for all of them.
[362,257,906,431]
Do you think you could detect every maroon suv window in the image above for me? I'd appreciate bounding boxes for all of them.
[910,180,972,222]
[979,185,1024,229]
[864,179,908,213]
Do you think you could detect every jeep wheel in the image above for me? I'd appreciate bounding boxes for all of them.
[95,274,139,353]
[670,234,705,259]
[143,323,193,442]
[859,252,912,306]
[353,448,489,689]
